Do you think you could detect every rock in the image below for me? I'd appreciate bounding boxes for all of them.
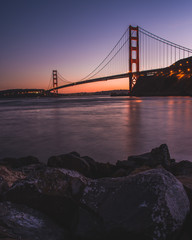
[0,176,8,197]
[177,175,192,209]
[75,169,189,240]
[0,156,39,169]
[0,166,26,187]
[47,152,91,177]
[150,143,172,167]
[117,144,173,169]
[168,161,192,176]
[6,167,87,230]
[82,156,98,177]
[130,165,153,175]
[112,168,128,177]
[93,162,117,178]
[178,213,192,240]
[48,153,119,179]
[0,201,69,240]
[18,163,46,175]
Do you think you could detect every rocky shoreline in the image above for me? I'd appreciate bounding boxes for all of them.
[0,144,192,239]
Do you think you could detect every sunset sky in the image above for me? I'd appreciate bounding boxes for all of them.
[1,0,192,93]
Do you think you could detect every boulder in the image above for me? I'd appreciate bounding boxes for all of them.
[0,201,69,240]
[174,176,192,240]
[6,167,88,229]
[18,162,46,175]
[168,161,192,176]
[47,152,91,177]
[117,144,173,169]
[75,169,189,240]
[48,153,119,179]
[0,156,39,169]
[82,156,120,178]
[0,166,26,187]
[177,175,192,208]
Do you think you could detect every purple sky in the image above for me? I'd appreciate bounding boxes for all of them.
[1,0,192,92]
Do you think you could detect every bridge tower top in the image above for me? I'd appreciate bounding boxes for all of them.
[129,25,139,91]
[52,70,58,94]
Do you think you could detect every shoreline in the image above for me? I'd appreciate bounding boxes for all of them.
[0,144,192,239]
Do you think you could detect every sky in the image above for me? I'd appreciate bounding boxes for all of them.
[1,0,192,93]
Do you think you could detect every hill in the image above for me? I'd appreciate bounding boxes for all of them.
[132,56,192,96]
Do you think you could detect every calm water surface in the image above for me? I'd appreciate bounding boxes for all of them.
[0,96,192,163]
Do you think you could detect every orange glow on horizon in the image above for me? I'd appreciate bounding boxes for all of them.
[57,78,130,94]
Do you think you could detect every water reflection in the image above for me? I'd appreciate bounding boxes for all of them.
[0,96,192,163]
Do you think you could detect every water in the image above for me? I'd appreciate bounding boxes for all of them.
[0,96,192,164]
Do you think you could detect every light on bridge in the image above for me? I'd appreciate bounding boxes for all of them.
[180,64,182,66]
[187,68,190,72]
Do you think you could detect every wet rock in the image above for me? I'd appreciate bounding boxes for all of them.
[0,201,69,240]
[75,169,189,240]
[47,152,91,177]
[168,161,192,176]
[0,166,26,187]
[0,156,39,169]
[5,167,87,229]
[117,144,173,169]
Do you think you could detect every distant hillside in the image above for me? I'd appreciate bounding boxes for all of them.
[132,56,192,96]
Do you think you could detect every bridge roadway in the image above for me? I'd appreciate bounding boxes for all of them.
[48,67,167,92]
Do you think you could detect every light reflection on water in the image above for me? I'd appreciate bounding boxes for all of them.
[0,96,192,163]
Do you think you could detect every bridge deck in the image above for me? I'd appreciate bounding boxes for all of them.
[48,67,166,91]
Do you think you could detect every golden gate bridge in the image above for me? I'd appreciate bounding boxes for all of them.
[48,25,192,94]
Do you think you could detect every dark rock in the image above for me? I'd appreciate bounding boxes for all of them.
[0,166,26,187]
[19,163,46,175]
[0,201,69,240]
[93,162,117,178]
[0,156,39,169]
[70,151,81,157]
[130,165,153,175]
[150,144,173,167]
[0,176,8,197]
[48,153,119,179]
[6,168,87,230]
[75,169,189,240]
[128,152,152,167]
[112,168,128,177]
[82,156,98,177]
[176,176,192,240]
[117,144,172,169]
[177,175,192,208]
[82,156,120,178]
[168,161,192,176]
[178,215,192,240]
[47,152,91,177]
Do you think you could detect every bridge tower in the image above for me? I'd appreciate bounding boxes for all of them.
[129,25,139,91]
[52,70,58,94]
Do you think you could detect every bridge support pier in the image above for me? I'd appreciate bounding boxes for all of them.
[129,26,139,92]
